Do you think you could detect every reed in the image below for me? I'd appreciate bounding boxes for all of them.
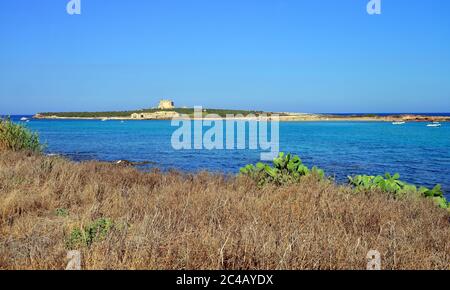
[0,118,42,153]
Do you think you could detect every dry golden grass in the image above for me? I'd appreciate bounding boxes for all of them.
[0,151,449,270]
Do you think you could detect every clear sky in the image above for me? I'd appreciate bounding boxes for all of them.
[1,0,449,114]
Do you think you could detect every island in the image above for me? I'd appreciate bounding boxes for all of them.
[33,100,450,122]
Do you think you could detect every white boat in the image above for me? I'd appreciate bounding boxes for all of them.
[392,121,405,125]
[20,117,29,121]
[427,123,441,127]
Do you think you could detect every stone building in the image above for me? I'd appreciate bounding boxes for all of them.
[158,100,175,110]
[131,111,180,120]
[130,99,178,119]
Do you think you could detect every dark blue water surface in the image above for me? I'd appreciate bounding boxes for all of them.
[8,116,450,196]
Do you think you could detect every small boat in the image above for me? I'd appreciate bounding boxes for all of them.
[20,117,29,121]
[427,123,441,127]
[392,121,405,125]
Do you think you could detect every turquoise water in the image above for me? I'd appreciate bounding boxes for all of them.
[10,116,450,196]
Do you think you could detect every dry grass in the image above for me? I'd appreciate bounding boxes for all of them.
[0,151,449,270]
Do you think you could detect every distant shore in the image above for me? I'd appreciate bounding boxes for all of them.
[33,112,450,122]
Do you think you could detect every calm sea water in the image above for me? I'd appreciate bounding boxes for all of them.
[8,115,450,197]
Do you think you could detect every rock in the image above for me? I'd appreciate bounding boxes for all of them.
[115,160,155,167]
[115,160,134,166]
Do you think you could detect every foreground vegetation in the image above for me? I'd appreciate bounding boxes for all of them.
[348,173,449,209]
[240,152,325,186]
[0,122,448,269]
[0,118,42,153]
[240,153,449,210]
[0,150,448,269]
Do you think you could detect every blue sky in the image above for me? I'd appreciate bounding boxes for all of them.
[1,0,449,114]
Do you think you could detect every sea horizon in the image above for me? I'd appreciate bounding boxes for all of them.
[4,112,450,118]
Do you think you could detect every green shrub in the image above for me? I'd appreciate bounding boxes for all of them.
[66,218,114,249]
[348,173,449,209]
[55,208,69,217]
[240,152,325,186]
[0,118,42,152]
[241,153,449,211]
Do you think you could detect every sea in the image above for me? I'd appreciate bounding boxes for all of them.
[6,115,450,197]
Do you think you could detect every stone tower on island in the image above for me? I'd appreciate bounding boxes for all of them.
[158,99,175,110]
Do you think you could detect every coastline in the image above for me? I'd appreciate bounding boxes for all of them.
[32,113,450,122]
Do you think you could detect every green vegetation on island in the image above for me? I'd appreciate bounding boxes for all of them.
[37,108,267,118]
